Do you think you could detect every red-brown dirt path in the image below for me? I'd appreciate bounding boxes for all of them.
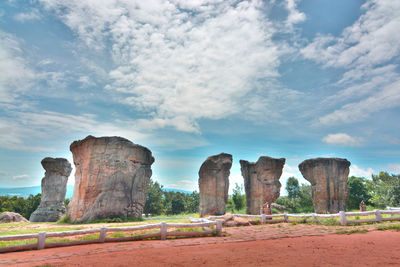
[1,224,400,266]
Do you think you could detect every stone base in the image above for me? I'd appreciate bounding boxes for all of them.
[29,203,66,222]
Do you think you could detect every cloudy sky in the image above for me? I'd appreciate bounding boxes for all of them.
[1,0,399,194]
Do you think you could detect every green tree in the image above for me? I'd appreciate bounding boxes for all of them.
[286,177,300,200]
[347,176,371,210]
[184,191,199,213]
[171,192,185,214]
[23,194,42,219]
[144,179,165,215]
[276,177,313,213]
[297,184,313,213]
[370,172,400,208]
[231,183,245,211]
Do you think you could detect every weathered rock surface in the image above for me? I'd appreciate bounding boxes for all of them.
[68,136,154,223]
[240,156,285,215]
[0,212,29,223]
[222,213,251,227]
[30,157,72,222]
[271,203,286,213]
[298,158,351,214]
[199,153,232,217]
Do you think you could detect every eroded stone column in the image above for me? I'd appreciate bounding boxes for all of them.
[298,157,351,213]
[199,153,232,217]
[240,156,285,215]
[68,135,154,222]
[30,157,72,222]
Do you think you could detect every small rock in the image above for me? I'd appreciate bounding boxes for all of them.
[0,212,29,223]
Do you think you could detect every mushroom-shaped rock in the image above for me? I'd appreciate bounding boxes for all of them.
[298,157,351,214]
[68,136,154,223]
[199,153,232,217]
[30,157,72,222]
[1,212,29,223]
[240,156,285,215]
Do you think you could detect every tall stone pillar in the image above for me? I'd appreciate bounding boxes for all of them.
[199,153,232,217]
[68,135,154,223]
[298,157,351,213]
[30,157,72,222]
[240,156,285,215]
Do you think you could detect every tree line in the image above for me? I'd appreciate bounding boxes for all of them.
[1,172,400,219]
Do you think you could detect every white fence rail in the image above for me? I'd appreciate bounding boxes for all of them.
[0,220,223,253]
[206,209,400,226]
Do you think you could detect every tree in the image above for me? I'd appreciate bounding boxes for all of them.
[297,184,313,213]
[286,177,300,200]
[144,179,165,215]
[23,194,42,219]
[171,192,185,214]
[276,177,313,213]
[347,176,371,210]
[231,183,245,211]
[184,191,200,213]
[370,172,400,208]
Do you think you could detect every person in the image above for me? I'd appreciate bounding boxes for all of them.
[360,200,366,212]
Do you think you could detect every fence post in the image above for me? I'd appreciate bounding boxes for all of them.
[284,214,288,222]
[216,220,223,237]
[312,213,316,221]
[261,214,266,224]
[37,232,46,250]
[339,211,347,226]
[161,222,167,240]
[99,227,107,243]
[375,209,382,223]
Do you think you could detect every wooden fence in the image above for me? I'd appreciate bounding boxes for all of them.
[206,209,400,226]
[0,220,223,253]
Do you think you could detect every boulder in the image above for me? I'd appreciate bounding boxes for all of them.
[240,156,285,215]
[0,212,29,223]
[271,203,286,213]
[30,157,72,222]
[298,157,351,213]
[68,135,154,223]
[222,213,251,227]
[199,153,232,217]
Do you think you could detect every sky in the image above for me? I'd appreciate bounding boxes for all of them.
[0,0,399,195]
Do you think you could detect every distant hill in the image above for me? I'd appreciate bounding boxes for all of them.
[0,186,192,199]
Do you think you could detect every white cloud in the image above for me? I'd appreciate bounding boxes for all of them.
[285,0,306,28]
[302,0,400,69]
[349,164,374,178]
[301,0,400,125]
[322,133,363,147]
[388,164,400,174]
[320,79,400,125]
[164,179,197,191]
[0,110,149,152]
[38,0,300,133]
[12,174,30,180]
[0,31,36,103]
[14,9,41,22]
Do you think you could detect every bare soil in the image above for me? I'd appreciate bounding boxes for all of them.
[1,223,400,266]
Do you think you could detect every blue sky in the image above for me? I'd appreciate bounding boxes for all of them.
[1,0,399,194]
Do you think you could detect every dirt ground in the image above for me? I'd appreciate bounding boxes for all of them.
[1,223,400,266]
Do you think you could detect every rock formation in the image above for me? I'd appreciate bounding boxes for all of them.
[0,212,29,223]
[30,157,72,222]
[240,156,285,215]
[68,135,154,223]
[222,213,251,227]
[199,153,232,217]
[298,157,351,213]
